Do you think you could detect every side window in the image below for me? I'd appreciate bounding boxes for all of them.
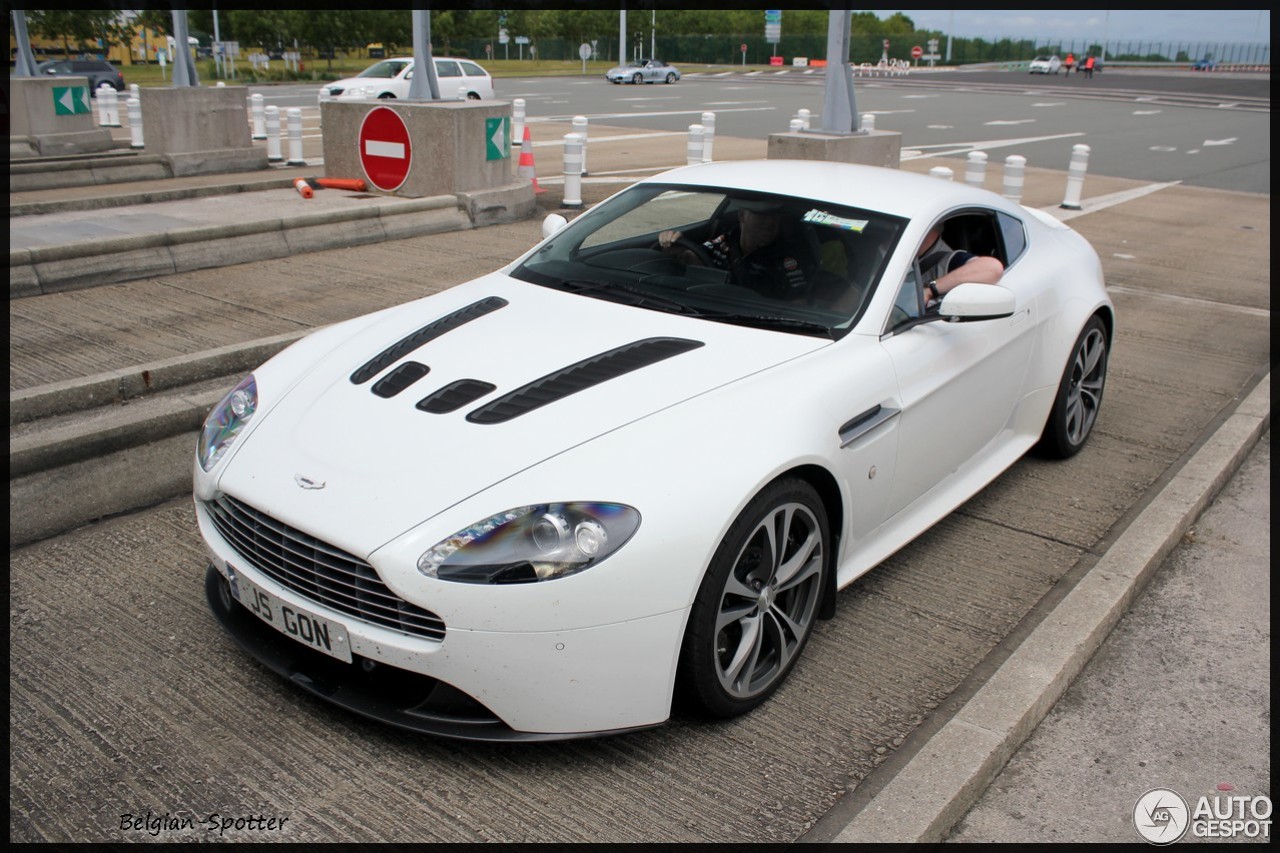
[435,60,462,78]
[996,212,1027,266]
[890,264,923,330]
[459,61,486,78]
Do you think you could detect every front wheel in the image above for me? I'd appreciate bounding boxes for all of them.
[666,73,677,84]
[677,478,829,719]
[1036,315,1108,458]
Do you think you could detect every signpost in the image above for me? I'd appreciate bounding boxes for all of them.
[580,42,591,75]
[741,43,747,66]
[359,106,412,192]
[765,10,781,57]
[911,45,923,62]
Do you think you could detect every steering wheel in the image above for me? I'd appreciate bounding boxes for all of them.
[654,235,716,267]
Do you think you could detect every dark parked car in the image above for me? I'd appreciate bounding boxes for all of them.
[38,59,126,93]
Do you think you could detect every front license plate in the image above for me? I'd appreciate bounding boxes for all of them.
[228,565,353,663]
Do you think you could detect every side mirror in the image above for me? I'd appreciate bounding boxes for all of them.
[541,214,568,240]
[938,283,1016,321]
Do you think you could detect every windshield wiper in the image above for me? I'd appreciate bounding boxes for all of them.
[557,279,700,315]
[688,310,834,337]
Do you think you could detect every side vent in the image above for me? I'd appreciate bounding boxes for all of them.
[416,380,497,414]
[372,362,430,398]
[350,296,508,385]
[466,337,704,425]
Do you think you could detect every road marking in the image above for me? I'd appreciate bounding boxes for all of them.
[1045,181,1182,222]
[1107,285,1269,318]
[529,106,774,122]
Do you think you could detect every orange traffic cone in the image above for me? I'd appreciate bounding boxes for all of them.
[516,126,545,194]
[293,178,314,199]
[315,177,367,192]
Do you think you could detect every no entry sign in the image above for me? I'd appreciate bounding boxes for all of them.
[359,106,412,192]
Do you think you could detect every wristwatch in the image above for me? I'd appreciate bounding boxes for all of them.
[925,279,940,300]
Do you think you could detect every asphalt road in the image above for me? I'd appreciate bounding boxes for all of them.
[258,67,1270,192]
[9,69,1271,843]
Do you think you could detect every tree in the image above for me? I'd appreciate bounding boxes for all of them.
[27,9,131,60]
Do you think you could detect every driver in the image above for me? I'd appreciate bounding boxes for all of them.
[658,200,812,300]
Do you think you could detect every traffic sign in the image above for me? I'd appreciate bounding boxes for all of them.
[911,45,923,59]
[359,106,412,192]
[741,43,748,53]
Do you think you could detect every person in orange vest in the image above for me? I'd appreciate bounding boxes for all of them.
[1083,55,1096,78]
[1063,52,1076,75]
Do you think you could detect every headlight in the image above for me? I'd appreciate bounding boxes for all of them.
[418,503,640,584]
[198,374,257,472]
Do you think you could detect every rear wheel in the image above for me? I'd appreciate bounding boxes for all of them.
[378,92,396,99]
[632,72,643,85]
[677,478,828,719]
[1037,315,1108,458]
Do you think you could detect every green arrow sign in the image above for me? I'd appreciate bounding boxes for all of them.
[486,117,510,161]
[53,85,91,116]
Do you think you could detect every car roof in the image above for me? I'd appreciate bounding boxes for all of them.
[638,160,1016,222]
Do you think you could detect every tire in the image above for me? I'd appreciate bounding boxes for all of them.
[378,92,396,99]
[1037,314,1108,459]
[466,92,481,100]
[666,73,677,84]
[632,73,643,85]
[677,478,829,719]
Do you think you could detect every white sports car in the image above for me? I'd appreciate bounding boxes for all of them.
[197,161,1112,741]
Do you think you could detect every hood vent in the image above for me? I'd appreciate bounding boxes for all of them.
[466,337,704,425]
[416,379,497,414]
[372,361,430,398]
[350,296,508,385]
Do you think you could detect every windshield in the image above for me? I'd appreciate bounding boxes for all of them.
[358,60,409,79]
[510,184,906,338]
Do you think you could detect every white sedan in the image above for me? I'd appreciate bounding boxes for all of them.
[1029,54,1062,74]
[318,56,494,101]
[197,161,1112,741]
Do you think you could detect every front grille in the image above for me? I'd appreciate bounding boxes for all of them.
[207,495,445,642]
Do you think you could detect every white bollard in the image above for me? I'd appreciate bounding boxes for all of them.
[571,115,588,175]
[700,111,716,162]
[1002,154,1027,202]
[797,108,811,130]
[96,84,112,126]
[103,86,120,127]
[789,119,804,133]
[860,113,875,132]
[929,166,954,181]
[687,124,704,165]
[1060,144,1091,210]
[286,107,306,165]
[512,98,526,145]
[249,93,266,140]
[130,83,141,101]
[265,105,283,162]
[964,151,988,188]
[127,97,144,148]
[562,133,584,209]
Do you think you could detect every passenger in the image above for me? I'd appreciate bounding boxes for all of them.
[917,224,1004,308]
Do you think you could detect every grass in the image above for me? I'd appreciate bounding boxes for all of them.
[108,57,777,87]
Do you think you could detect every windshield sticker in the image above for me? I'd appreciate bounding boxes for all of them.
[803,210,869,232]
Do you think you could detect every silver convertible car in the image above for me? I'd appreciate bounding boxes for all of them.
[198,161,1112,741]
[606,58,681,84]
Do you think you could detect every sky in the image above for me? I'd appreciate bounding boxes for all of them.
[880,9,1271,45]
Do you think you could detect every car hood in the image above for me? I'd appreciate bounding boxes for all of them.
[217,273,829,556]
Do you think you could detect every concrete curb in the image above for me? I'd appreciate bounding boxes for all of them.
[10,330,308,426]
[831,372,1271,843]
[9,193,470,298]
[9,176,301,217]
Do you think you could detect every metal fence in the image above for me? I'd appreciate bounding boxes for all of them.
[447,33,1269,68]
